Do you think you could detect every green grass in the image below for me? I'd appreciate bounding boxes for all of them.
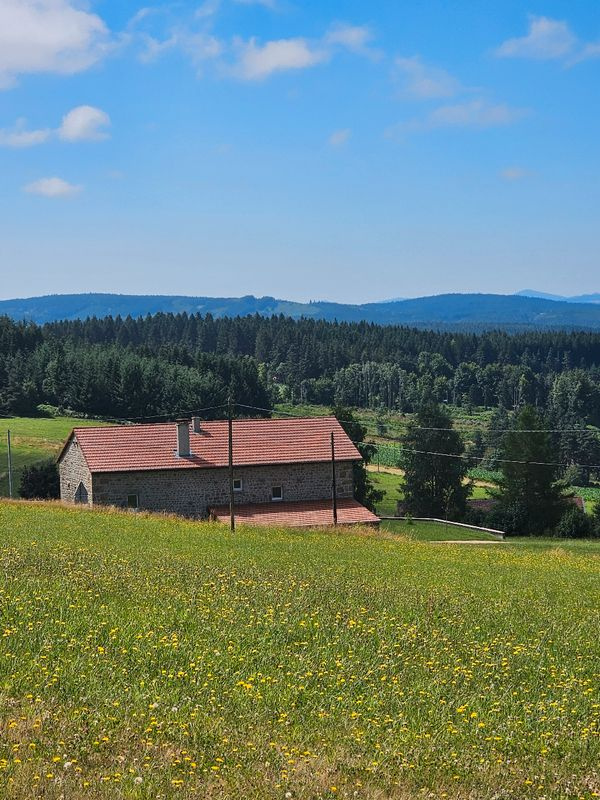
[0,416,109,497]
[367,469,403,516]
[470,484,492,499]
[1,501,599,799]
[380,519,501,542]
[274,403,493,444]
[368,467,491,519]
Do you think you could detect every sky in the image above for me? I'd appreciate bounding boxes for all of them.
[0,0,599,303]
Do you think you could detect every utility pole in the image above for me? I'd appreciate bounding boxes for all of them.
[228,397,235,532]
[7,430,13,499]
[331,431,338,526]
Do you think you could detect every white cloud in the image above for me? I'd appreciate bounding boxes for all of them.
[329,128,351,147]
[195,0,222,18]
[0,118,51,147]
[127,7,156,27]
[139,33,179,63]
[495,15,600,65]
[325,23,376,57]
[139,28,222,68]
[131,11,376,80]
[572,41,600,63]
[0,106,111,148]
[495,15,576,60]
[181,32,223,67]
[500,166,531,181]
[230,21,375,80]
[394,56,463,99]
[232,37,328,80]
[388,99,529,137]
[58,105,111,142]
[24,177,82,198]
[0,0,112,88]
[427,100,528,128]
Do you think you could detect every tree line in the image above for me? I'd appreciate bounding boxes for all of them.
[3,312,600,431]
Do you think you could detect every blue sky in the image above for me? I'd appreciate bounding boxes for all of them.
[0,0,599,303]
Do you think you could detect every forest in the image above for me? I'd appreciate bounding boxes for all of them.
[3,312,600,426]
[4,311,600,521]
[1,311,600,424]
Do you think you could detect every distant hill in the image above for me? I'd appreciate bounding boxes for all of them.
[3,291,600,330]
[517,289,600,304]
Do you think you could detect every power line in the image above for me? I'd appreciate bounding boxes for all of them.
[355,439,600,471]
[6,399,597,473]
[234,402,600,438]
[236,402,600,471]
[45,403,231,426]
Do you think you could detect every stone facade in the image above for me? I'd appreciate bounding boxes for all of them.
[60,448,354,518]
[58,436,93,506]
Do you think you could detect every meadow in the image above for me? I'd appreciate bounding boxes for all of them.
[0,501,598,799]
[0,416,109,496]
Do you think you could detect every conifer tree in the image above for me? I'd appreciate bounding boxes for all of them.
[402,403,469,519]
[494,405,565,535]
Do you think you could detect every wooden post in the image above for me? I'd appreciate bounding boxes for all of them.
[7,430,13,499]
[228,397,235,532]
[331,431,338,526]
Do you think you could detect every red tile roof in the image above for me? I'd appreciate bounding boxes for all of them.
[63,417,362,474]
[210,498,380,527]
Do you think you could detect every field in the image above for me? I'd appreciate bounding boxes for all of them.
[274,403,493,442]
[0,416,109,497]
[367,467,493,520]
[379,519,501,542]
[1,501,599,799]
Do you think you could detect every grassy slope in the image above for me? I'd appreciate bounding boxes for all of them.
[368,469,492,519]
[275,403,493,442]
[0,416,109,496]
[380,519,500,542]
[1,501,598,800]
[367,470,403,516]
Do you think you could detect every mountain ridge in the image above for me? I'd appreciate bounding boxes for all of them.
[2,291,600,330]
[516,289,600,304]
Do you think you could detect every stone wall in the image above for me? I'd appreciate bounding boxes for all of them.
[92,460,354,518]
[58,436,93,505]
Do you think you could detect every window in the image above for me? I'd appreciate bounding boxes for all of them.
[271,485,283,502]
[127,494,139,510]
[233,478,243,492]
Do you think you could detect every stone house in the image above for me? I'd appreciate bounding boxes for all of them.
[57,416,379,526]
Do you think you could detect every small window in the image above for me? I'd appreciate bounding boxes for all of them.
[127,494,139,510]
[271,486,283,502]
[233,478,243,492]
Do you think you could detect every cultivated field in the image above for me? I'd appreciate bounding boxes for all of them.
[1,501,598,799]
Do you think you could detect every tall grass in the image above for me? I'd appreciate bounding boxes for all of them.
[0,501,599,799]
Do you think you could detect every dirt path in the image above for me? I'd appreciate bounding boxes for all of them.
[367,465,496,490]
[367,465,404,476]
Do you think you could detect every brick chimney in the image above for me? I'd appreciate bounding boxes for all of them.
[176,420,191,457]
[191,416,201,433]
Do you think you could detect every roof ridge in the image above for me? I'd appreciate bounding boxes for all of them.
[68,415,360,473]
